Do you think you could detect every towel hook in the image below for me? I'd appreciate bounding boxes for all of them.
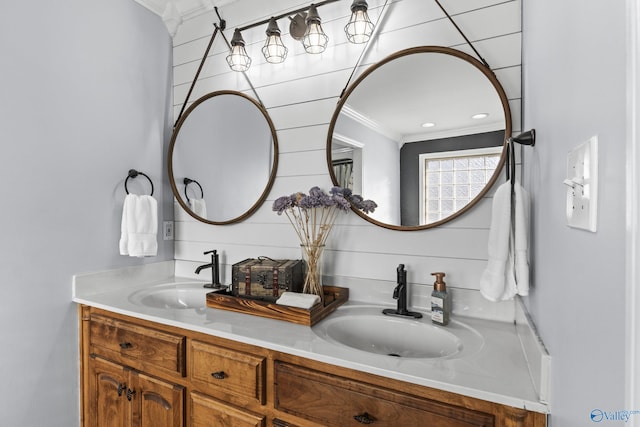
[183,178,204,203]
[505,129,536,184]
[125,169,154,196]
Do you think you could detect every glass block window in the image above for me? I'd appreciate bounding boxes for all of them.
[419,147,502,224]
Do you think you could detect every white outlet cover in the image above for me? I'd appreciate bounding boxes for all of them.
[565,136,598,232]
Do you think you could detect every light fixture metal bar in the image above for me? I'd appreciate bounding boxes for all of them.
[236,0,341,33]
[434,0,491,69]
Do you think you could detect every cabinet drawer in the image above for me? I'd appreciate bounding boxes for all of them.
[274,362,495,427]
[190,340,266,405]
[190,391,265,427]
[89,314,186,376]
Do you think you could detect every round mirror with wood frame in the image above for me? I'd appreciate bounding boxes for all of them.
[169,90,278,225]
[327,46,512,231]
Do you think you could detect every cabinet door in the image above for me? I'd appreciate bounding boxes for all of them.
[133,372,185,427]
[190,392,265,427]
[87,357,131,427]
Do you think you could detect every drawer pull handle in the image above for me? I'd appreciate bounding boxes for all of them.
[119,342,133,349]
[117,383,126,397]
[354,412,376,424]
[126,388,136,401]
[211,371,226,380]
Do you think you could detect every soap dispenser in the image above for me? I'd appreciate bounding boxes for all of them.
[431,272,451,326]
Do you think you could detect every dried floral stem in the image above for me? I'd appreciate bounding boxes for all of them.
[272,186,377,301]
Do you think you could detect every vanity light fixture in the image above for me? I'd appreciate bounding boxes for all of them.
[302,4,329,54]
[471,113,489,120]
[226,29,251,72]
[262,17,288,64]
[345,0,375,44]
[220,0,380,72]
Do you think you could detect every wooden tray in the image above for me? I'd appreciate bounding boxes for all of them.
[206,286,348,326]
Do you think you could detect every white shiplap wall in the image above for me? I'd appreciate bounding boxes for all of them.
[171,0,521,294]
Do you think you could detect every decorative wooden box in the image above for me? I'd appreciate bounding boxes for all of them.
[206,286,349,326]
[231,257,304,301]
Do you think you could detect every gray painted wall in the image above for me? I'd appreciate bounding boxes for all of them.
[523,1,627,425]
[0,1,173,425]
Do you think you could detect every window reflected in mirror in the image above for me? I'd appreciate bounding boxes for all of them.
[420,147,502,225]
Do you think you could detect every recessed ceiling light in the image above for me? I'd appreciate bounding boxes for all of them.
[421,122,436,128]
[472,113,489,120]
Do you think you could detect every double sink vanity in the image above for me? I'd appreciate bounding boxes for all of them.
[79,30,548,425]
[73,262,548,426]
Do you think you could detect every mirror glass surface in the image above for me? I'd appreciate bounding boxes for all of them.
[169,91,278,224]
[327,46,511,230]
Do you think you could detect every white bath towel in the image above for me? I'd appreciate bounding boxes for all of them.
[276,292,321,309]
[189,198,207,218]
[119,194,158,257]
[480,180,530,301]
[507,182,530,297]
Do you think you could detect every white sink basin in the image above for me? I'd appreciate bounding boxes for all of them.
[312,305,483,359]
[128,282,219,309]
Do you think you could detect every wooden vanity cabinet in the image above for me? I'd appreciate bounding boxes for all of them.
[87,356,184,427]
[79,306,546,427]
[82,308,186,427]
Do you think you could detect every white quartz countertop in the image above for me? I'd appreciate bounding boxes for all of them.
[72,265,548,414]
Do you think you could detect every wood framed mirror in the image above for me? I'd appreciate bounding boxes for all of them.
[169,90,278,225]
[327,46,512,230]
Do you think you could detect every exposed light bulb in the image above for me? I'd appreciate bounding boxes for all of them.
[262,17,288,64]
[226,29,251,72]
[302,4,329,54]
[345,0,374,44]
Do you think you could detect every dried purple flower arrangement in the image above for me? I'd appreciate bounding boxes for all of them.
[273,186,376,300]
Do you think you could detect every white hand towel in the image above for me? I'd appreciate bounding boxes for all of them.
[480,182,512,301]
[276,292,321,309]
[189,198,207,218]
[513,182,530,296]
[502,181,531,299]
[119,194,158,257]
[480,180,531,301]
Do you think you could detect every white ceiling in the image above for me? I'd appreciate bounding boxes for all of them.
[134,0,322,36]
[133,0,238,35]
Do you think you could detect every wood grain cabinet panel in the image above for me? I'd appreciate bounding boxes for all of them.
[190,340,266,404]
[89,313,186,376]
[87,356,184,427]
[274,361,495,427]
[135,371,185,427]
[87,357,132,427]
[190,391,265,427]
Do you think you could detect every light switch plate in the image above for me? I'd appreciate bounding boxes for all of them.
[565,136,598,232]
[163,221,174,240]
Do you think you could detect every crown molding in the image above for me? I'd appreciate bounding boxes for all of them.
[133,0,235,36]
